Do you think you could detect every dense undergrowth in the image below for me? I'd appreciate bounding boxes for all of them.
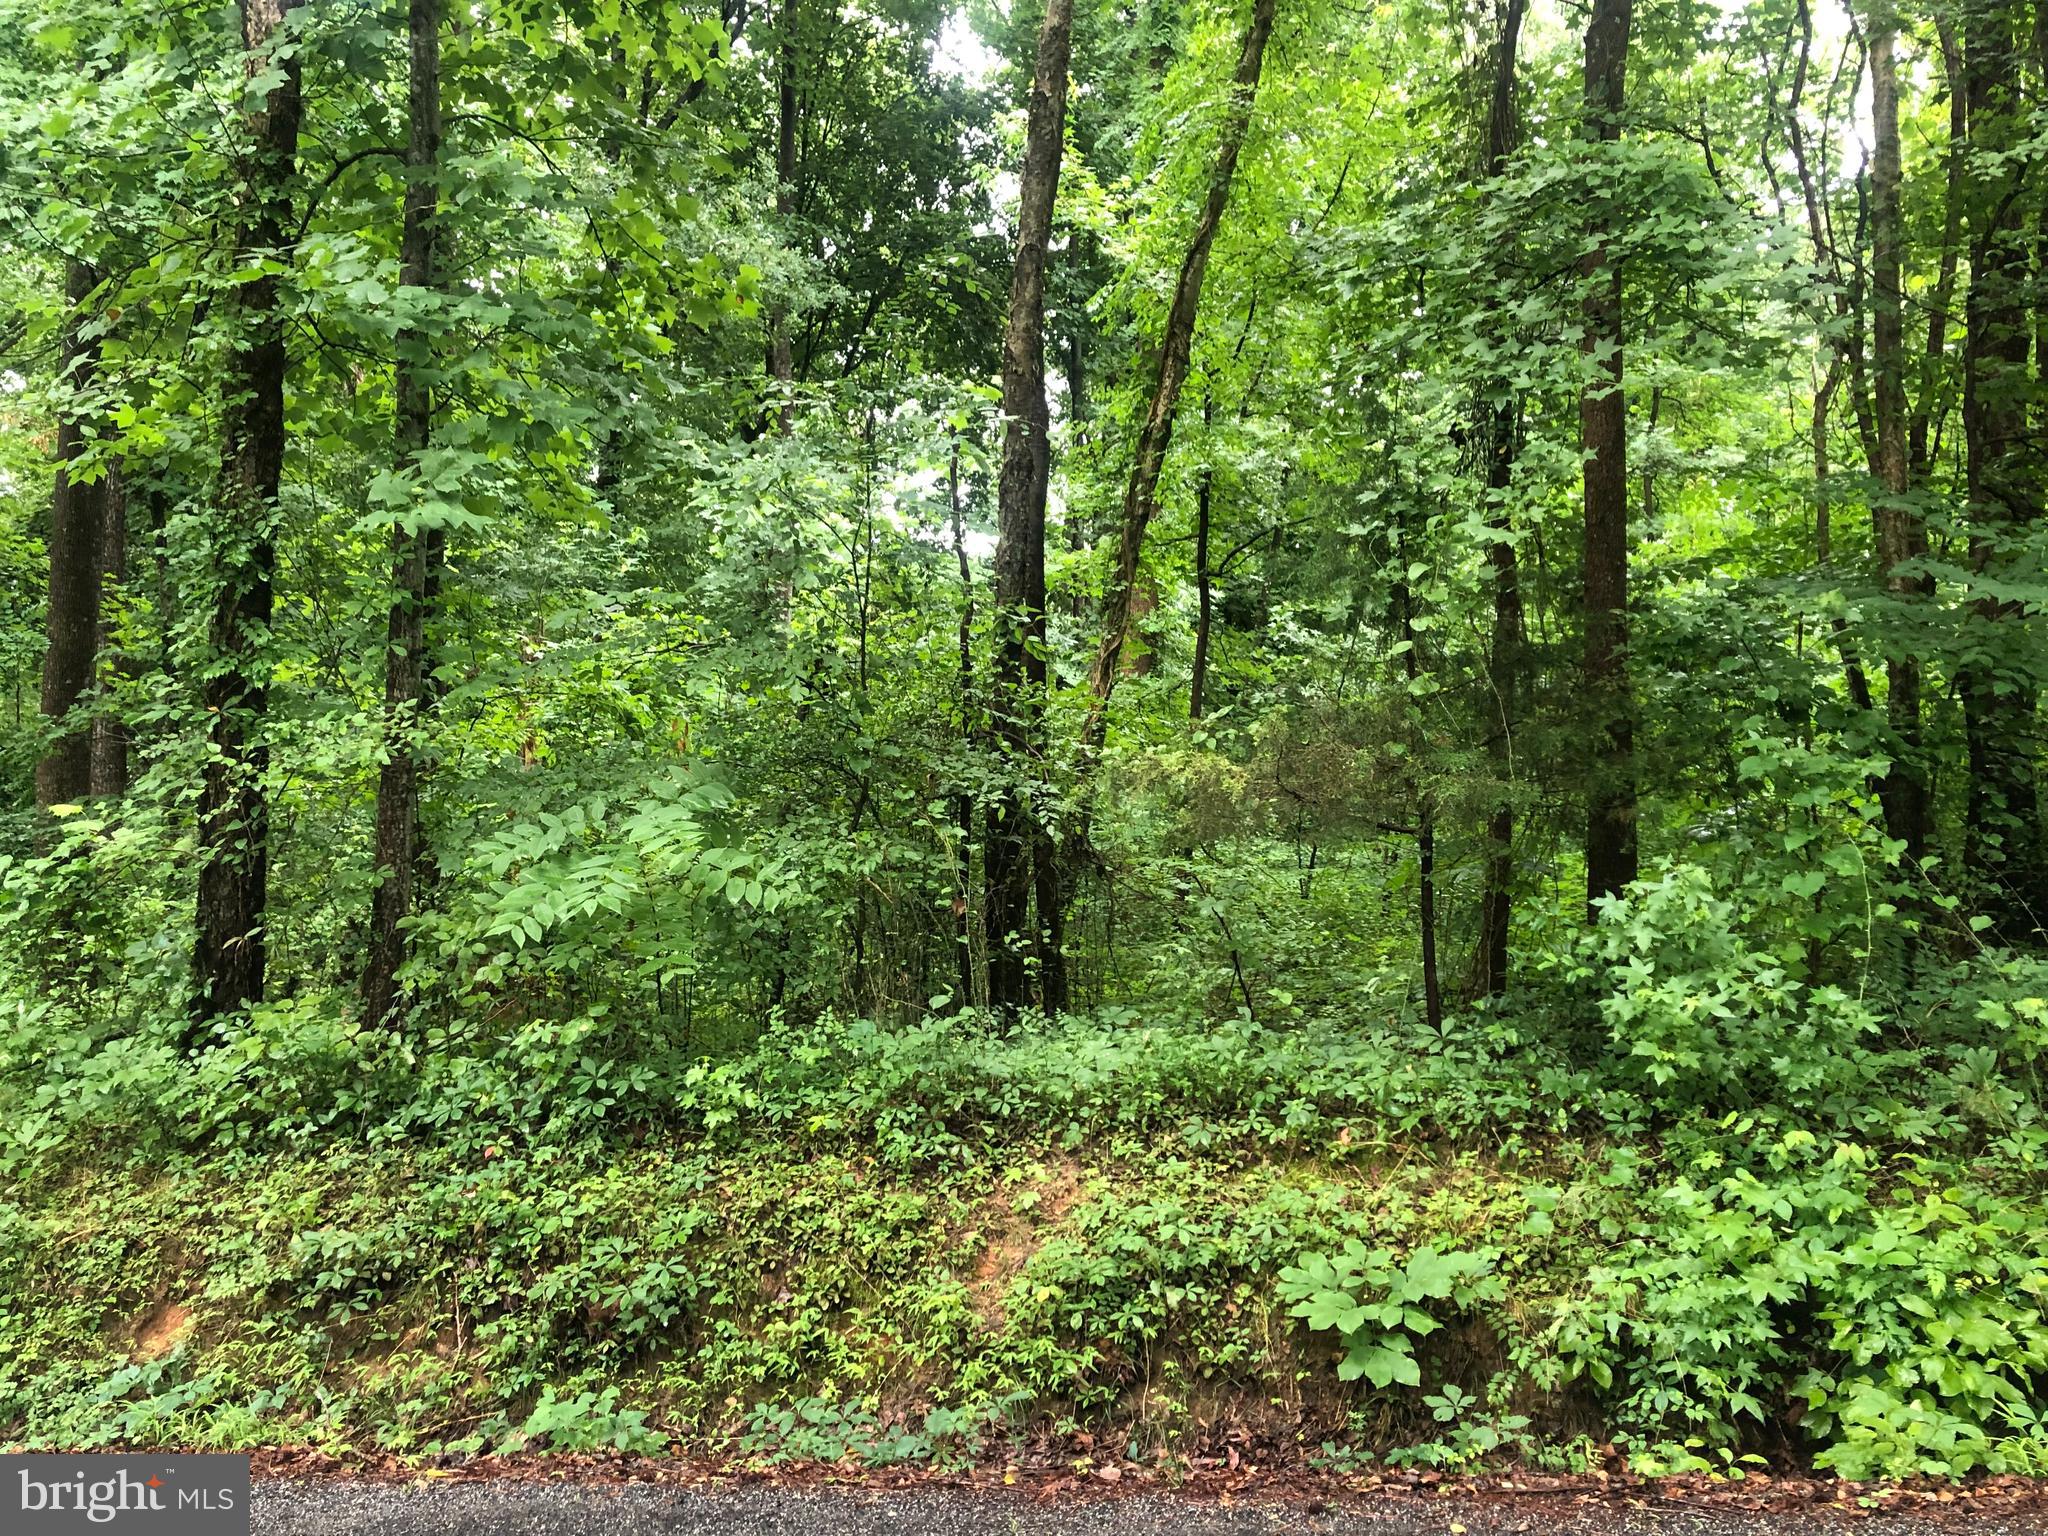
[5,880,2047,1483]
[6,0,2048,1494]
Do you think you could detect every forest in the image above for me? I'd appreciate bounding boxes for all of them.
[1,0,2047,1490]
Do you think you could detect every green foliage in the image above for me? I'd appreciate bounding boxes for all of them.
[1541,1132,2048,1479]
[737,1397,1009,1468]
[1577,865,1886,1118]
[1378,1385,1540,1471]
[0,0,2044,1488]
[505,1388,666,1455]
[1279,1243,1500,1388]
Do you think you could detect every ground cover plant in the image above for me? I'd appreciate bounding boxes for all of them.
[0,0,2045,1489]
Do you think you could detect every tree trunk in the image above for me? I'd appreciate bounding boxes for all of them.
[1812,360,1876,713]
[1395,514,1442,1033]
[765,0,798,428]
[983,0,1074,1014]
[1190,449,1213,719]
[1032,822,1067,1012]
[36,259,108,811]
[1867,0,1932,866]
[1958,0,2044,932]
[192,0,304,1029]
[948,441,978,1011]
[1084,0,1278,738]
[364,0,443,1029]
[88,464,129,797]
[1472,0,1525,995]
[1580,0,1635,918]
[1123,575,1158,677]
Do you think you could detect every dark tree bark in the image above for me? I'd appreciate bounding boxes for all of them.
[1867,0,1932,866]
[1031,820,1067,1011]
[1395,510,1441,1034]
[193,0,304,1028]
[1190,456,1213,719]
[1580,0,1636,918]
[363,0,443,1028]
[88,465,129,797]
[36,260,108,811]
[765,0,798,427]
[1472,0,1525,995]
[983,0,1075,1015]
[1085,0,1278,735]
[1958,0,2045,933]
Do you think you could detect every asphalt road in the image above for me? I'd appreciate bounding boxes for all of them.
[250,1482,2048,1536]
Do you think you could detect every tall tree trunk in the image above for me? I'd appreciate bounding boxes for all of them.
[765,0,798,428]
[364,0,443,1028]
[1190,408,1214,721]
[1083,0,1278,737]
[88,465,129,796]
[1958,0,2044,932]
[1472,0,1525,995]
[192,0,304,1029]
[36,259,108,811]
[983,0,1075,1014]
[1395,511,1442,1033]
[1813,360,1876,712]
[1580,0,1635,918]
[1031,821,1067,1012]
[1062,319,1091,617]
[1868,0,1932,866]
[948,440,978,1011]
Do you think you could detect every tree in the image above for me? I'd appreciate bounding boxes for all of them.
[1580,0,1634,917]
[363,0,445,1028]
[1865,0,1931,867]
[984,0,1077,1014]
[1189,393,1216,721]
[1471,0,1526,994]
[87,465,127,797]
[34,259,108,812]
[1084,0,1279,729]
[192,0,305,1027]
[1957,0,2044,934]
[766,0,798,426]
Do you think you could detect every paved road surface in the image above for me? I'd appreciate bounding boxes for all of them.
[250,1482,2048,1536]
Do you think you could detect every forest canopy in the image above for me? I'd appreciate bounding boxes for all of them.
[1,0,2046,1488]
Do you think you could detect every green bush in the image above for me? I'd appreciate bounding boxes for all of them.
[1542,1130,2048,1478]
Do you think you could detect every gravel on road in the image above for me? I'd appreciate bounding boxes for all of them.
[250,1481,2048,1536]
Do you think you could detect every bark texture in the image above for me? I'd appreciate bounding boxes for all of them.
[88,464,129,797]
[193,0,303,1027]
[1472,0,1525,995]
[36,259,108,811]
[364,0,443,1028]
[1867,1,1932,865]
[1958,0,2044,933]
[1580,0,1636,917]
[983,0,1075,1014]
[765,0,798,427]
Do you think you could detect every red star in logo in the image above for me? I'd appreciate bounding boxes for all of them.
[146,1477,163,1489]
